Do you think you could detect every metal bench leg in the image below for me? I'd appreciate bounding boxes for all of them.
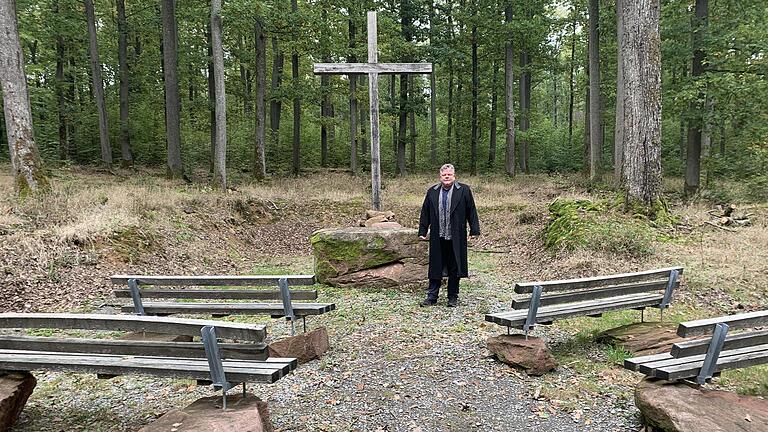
[242,382,247,397]
[658,269,679,323]
[697,323,728,385]
[278,278,297,336]
[303,316,307,333]
[201,325,234,410]
[641,309,644,323]
[127,278,145,316]
[523,285,543,341]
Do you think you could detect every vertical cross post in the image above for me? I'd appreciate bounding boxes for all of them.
[367,11,381,210]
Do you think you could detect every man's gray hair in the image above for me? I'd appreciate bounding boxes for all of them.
[439,164,455,174]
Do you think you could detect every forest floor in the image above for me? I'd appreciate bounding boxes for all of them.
[1,165,767,431]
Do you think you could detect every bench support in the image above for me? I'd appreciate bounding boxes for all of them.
[696,322,728,385]
[523,285,543,340]
[201,325,235,410]
[128,279,145,316]
[278,278,296,336]
[658,269,679,322]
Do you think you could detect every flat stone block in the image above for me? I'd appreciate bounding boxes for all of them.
[139,393,272,432]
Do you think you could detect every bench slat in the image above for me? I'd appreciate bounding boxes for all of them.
[653,345,768,381]
[671,330,768,358]
[0,349,294,383]
[111,275,316,286]
[637,344,768,376]
[676,310,768,337]
[113,288,318,301]
[0,313,266,342]
[512,279,677,309]
[486,293,663,329]
[623,352,673,371]
[120,302,336,317]
[514,267,683,294]
[0,336,268,360]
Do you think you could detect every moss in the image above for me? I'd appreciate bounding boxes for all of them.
[311,231,400,280]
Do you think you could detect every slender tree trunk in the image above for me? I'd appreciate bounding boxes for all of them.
[588,0,602,180]
[470,18,478,176]
[519,51,530,174]
[211,0,226,189]
[239,36,252,115]
[390,74,398,158]
[1,0,49,196]
[428,0,437,165]
[621,0,663,210]
[348,16,359,174]
[567,12,576,150]
[359,85,368,158]
[55,1,69,161]
[489,61,499,168]
[504,4,516,175]
[270,38,284,151]
[66,55,77,160]
[85,0,112,169]
[397,73,408,175]
[614,0,624,185]
[291,0,300,176]
[206,25,215,173]
[253,18,267,180]
[161,0,183,178]
[409,75,416,170]
[584,76,591,174]
[117,0,132,167]
[447,62,454,162]
[320,7,330,167]
[685,0,708,197]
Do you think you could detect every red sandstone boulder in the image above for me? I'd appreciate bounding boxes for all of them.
[487,335,557,376]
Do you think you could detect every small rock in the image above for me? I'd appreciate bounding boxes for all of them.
[486,335,557,376]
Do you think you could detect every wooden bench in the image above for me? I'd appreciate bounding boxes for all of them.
[0,312,297,408]
[485,267,683,336]
[111,275,336,335]
[624,310,768,385]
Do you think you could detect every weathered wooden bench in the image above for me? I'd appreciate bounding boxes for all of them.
[111,274,336,335]
[624,310,768,385]
[0,312,297,408]
[485,267,684,337]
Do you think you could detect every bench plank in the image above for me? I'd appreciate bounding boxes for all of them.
[653,345,768,381]
[623,352,673,372]
[114,288,318,300]
[637,344,768,376]
[0,336,268,360]
[0,349,295,383]
[486,293,663,329]
[676,310,768,337]
[111,275,316,286]
[514,267,683,294]
[511,279,677,309]
[0,313,266,342]
[670,330,768,358]
[120,302,336,317]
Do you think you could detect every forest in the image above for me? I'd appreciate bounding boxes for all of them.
[1,0,767,203]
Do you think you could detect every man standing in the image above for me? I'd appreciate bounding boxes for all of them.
[418,164,480,307]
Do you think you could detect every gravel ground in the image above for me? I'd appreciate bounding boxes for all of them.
[12,270,643,432]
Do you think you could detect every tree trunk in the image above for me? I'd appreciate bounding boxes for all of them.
[588,0,602,181]
[348,16,358,174]
[489,61,499,168]
[519,51,530,174]
[85,0,112,169]
[428,1,437,166]
[390,74,398,159]
[567,12,576,150]
[470,19,478,176]
[685,0,708,197]
[447,62,454,162]
[206,25,215,174]
[409,76,417,170]
[291,0,300,176]
[270,38,284,151]
[504,4,515,175]
[1,0,49,196]
[614,0,624,185]
[253,18,267,180]
[397,73,408,175]
[55,1,69,161]
[161,0,183,179]
[211,0,226,189]
[117,0,132,167]
[621,0,663,211]
[320,7,330,168]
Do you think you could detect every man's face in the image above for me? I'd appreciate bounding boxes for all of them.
[440,170,455,188]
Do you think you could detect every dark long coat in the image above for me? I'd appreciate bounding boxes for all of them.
[418,181,480,279]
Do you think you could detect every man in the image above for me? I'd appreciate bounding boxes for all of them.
[418,164,480,307]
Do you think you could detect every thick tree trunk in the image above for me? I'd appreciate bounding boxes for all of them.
[291,0,300,176]
[270,38,283,150]
[253,18,267,180]
[621,0,663,210]
[1,0,49,196]
[117,0,132,167]
[588,0,602,181]
[504,4,515,175]
[489,61,499,168]
[470,20,478,176]
[685,0,708,197]
[348,17,359,174]
[614,0,624,185]
[85,0,112,169]
[211,0,226,189]
[161,0,183,179]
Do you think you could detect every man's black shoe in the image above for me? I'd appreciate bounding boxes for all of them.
[419,299,437,307]
[447,298,458,307]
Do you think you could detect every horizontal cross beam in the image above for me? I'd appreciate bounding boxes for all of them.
[313,63,432,75]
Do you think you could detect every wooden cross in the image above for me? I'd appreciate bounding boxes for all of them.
[314,11,432,211]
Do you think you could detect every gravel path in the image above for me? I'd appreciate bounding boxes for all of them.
[12,270,643,432]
